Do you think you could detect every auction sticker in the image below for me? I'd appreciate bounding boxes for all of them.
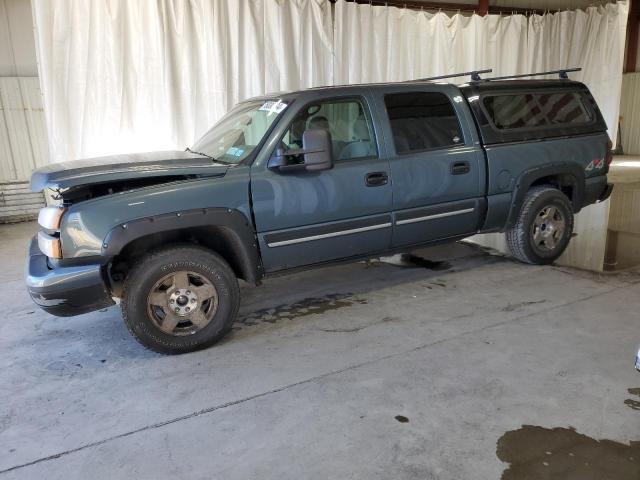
[259,100,288,116]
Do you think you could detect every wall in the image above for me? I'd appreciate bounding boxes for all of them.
[0,0,49,184]
[0,0,37,76]
[0,0,47,221]
[620,73,640,154]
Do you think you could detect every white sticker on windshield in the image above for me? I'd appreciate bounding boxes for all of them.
[259,100,288,116]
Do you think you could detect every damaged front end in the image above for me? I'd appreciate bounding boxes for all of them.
[31,150,229,202]
[26,150,230,317]
[26,235,114,316]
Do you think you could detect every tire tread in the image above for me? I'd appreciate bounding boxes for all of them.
[506,185,573,265]
[121,244,239,354]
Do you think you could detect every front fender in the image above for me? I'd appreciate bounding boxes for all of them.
[102,207,262,284]
[59,169,252,258]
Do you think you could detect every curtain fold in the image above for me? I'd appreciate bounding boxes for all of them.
[32,0,334,163]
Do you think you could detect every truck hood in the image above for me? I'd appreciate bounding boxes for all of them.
[30,150,229,191]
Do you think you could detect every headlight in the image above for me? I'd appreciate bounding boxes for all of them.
[37,231,62,259]
[38,206,66,230]
[37,206,66,258]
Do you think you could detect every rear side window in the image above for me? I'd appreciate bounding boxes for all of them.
[384,92,463,154]
[483,92,592,130]
[538,92,591,124]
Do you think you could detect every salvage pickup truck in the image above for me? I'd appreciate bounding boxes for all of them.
[27,71,613,353]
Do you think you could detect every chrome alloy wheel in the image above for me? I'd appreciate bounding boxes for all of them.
[146,271,218,336]
[531,205,566,252]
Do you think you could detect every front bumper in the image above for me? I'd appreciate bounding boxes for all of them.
[26,236,114,317]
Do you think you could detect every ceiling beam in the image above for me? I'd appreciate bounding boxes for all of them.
[477,0,489,16]
[332,0,545,15]
[626,0,639,72]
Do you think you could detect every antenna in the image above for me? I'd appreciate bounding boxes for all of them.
[412,69,493,83]
[488,68,581,81]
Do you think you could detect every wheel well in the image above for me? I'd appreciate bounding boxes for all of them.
[108,226,257,296]
[530,174,576,208]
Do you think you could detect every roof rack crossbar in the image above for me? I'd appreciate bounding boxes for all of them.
[488,68,581,81]
[412,69,493,83]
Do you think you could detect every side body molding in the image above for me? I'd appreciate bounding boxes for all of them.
[101,208,263,284]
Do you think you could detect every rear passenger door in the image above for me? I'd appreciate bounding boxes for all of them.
[374,87,486,247]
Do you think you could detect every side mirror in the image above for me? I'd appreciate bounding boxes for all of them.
[302,129,333,171]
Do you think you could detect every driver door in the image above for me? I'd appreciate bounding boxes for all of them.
[250,95,393,272]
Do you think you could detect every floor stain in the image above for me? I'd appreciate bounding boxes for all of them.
[319,326,367,333]
[625,388,640,411]
[318,315,398,334]
[501,299,546,312]
[497,425,640,479]
[378,253,452,271]
[235,293,367,329]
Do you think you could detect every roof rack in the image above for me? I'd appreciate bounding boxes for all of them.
[412,69,493,83]
[487,68,581,81]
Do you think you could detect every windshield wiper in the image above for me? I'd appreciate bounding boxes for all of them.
[185,147,232,165]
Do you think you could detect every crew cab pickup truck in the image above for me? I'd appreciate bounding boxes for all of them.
[27,75,613,353]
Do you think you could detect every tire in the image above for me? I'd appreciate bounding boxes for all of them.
[121,245,240,354]
[506,186,574,265]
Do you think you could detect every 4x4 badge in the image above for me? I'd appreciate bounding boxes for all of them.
[585,158,604,172]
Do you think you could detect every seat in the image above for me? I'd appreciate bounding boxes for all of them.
[337,117,373,160]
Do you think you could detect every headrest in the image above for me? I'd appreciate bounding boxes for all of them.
[352,117,370,140]
[308,115,330,130]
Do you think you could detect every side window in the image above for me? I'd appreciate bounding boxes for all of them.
[282,99,377,161]
[483,94,547,129]
[537,92,591,124]
[384,92,463,154]
[483,92,593,130]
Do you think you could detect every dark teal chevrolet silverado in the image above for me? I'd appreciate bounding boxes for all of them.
[27,72,613,353]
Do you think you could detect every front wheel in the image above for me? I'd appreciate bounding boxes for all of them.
[506,186,574,265]
[121,246,240,354]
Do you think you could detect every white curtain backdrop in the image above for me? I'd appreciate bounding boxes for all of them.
[32,0,628,164]
[31,0,629,271]
[32,0,334,163]
[334,1,628,140]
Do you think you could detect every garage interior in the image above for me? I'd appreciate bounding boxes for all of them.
[1,0,640,478]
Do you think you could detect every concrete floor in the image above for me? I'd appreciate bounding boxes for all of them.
[1,221,639,479]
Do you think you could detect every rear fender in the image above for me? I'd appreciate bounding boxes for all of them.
[505,164,585,229]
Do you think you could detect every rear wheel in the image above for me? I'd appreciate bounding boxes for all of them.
[122,246,239,354]
[506,186,574,265]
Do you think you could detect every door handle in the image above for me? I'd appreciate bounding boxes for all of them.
[365,171,388,187]
[451,161,471,175]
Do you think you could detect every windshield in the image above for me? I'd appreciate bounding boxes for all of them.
[190,99,288,164]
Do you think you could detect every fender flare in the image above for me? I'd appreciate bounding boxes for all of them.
[505,163,585,229]
[101,207,263,284]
